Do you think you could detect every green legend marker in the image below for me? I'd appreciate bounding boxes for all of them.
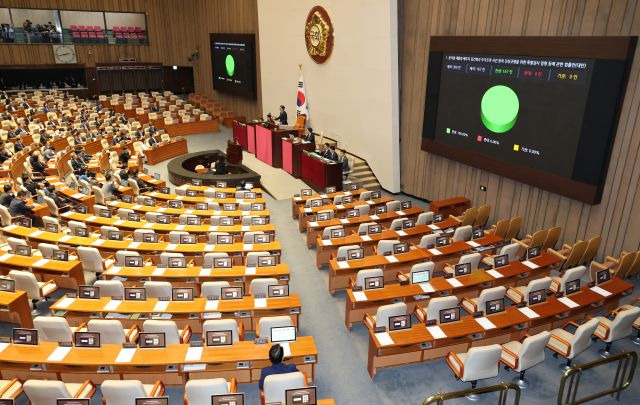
[225,54,235,77]
[480,85,519,133]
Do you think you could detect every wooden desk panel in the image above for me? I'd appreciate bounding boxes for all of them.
[164,119,220,136]
[145,190,264,204]
[429,197,471,218]
[291,188,367,218]
[103,202,270,220]
[144,139,188,165]
[0,253,84,289]
[0,290,33,328]
[297,197,394,232]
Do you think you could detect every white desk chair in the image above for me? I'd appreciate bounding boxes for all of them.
[446,344,502,399]
[201,281,230,298]
[257,316,293,340]
[262,372,306,405]
[93,280,125,298]
[443,253,482,276]
[143,319,191,344]
[101,380,164,405]
[185,378,236,404]
[8,270,57,310]
[461,286,506,315]
[500,331,551,388]
[506,277,552,305]
[34,316,86,342]
[23,380,96,405]
[547,318,599,370]
[249,278,279,296]
[592,306,640,357]
[87,319,140,344]
[144,281,172,298]
[203,319,243,343]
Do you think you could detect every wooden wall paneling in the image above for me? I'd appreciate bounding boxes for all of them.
[400,0,640,260]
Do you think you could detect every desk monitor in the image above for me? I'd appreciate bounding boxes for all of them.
[100,209,112,218]
[122,195,133,203]
[436,236,450,247]
[78,285,99,299]
[216,181,227,188]
[472,228,484,239]
[371,190,382,199]
[389,314,411,331]
[565,279,581,295]
[393,242,409,254]
[77,205,88,214]
[246,192,257,199]
[349,183,359,191]
[157,215,171,224]
[251,203,264,211]
[439,307,460,324]
[160,187,170,194]
[74,331,100,348]
[342,195,353,204]
[172,287,194,301]
[454,263,472,276]
[191,179,202,186]
[219,217,234,226]
[271,325,297,343]
[268,284,289,298]
[347,248,364,260]
[411,270,430,284]
[15,244,31,257]
[57,399,90,405]
[125,287,146,301]
[223,203,236,211]
[325,186,336,194]
[125,256,143,267]
[108,230,123,241]
[493,254,509,268]
[196,202,208,211]
[143,233,159,243]
[367,224,382,234]
[258,255,277,267]
[45,223,59,233]
[144,198,157,207]
[528,289,546,305]
[206,330,233,347]
[169,257,187,268]
[527,246,541,260]
[596,268,611,285]
[213,257,232,268]
[216,234,233,244]
[74,227,89,237]
[254,234,270,244]
[401,201,412,210]
[364,276,384,290]
[153,173,162,180]
[245,183,254,190]
[180,234,197,244]
[402,219,416,229]
[434,213,444,222]
[0,278,15,292]
[212,393,245,405]
[329,228,345,238]
[0,400,14,405]
[215,192,227,199]
[346,209,359,218]
[139,332,166,348]
[186,216,201,226]
[14,217,31,228]
[128,212,141,222]
[375,206,387,214]
[136,398,168,405]
[168,200,181,209]
[301,189,312,197]
[251,217,267,225]
[314,212,327,222]
[285,387,317,405]
[486,298,505,315]
[221,286,243,300]
[12,328,38,345]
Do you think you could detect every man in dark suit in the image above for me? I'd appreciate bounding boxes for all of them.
[303,127,314,144]
[275,105,288,125]
[119,147,131,166]
[258,344,299,390]
[148,124,157,135]
[0,185,14,207]
[10,190,42,227]
[150,104,159,113]
[148,136,159,147]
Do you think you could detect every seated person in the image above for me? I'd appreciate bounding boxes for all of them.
[119,147,132,165]
[214,155,227,175]
[258,344,299,390]
[29,151,48,175]
[303,127,314,144]
[0,184,14,208]
[10,190,42,227]
[44,184,70,211]
[21,173,38,196]
[325,145,338,162]
[101,174,121,199]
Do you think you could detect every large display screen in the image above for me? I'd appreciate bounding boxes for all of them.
[422,37,636,204]
[210,33,256,98]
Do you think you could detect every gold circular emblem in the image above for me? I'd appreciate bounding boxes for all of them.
[305,6,334,64]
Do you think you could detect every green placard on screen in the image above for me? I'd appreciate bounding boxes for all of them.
[225,54,235,77]
[481,85,519,133]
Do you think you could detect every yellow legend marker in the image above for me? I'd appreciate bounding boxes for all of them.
[513,144,520,151]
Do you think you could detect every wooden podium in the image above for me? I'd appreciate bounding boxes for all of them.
[282,138,315,178]
[255,124,297,168]
[301,151,343,191]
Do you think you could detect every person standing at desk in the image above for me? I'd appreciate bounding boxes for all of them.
[258,344,299,390]
[275,105,288,125]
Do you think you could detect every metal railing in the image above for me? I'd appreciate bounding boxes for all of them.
[422,382,521,405]
[557,351,637,404]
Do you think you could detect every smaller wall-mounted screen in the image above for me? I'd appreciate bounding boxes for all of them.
[210,33,257,99]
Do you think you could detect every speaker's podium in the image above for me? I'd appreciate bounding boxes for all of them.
[282,137,315,178]
[250,123,295,168]
[301,151,343,192]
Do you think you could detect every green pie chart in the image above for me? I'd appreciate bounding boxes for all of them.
[225,54,235,77]
[481,85,519,133]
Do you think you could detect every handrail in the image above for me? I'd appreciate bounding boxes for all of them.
[557,350,637,404]
[422,382,521,405]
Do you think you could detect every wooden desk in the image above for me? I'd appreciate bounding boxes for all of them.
[103,264,290,293]
[301,152,342,192]
[344,253,560,328]
[100,202,270,221]
[255,125,296,168]
[291,188,368,218]
[0,337,317,385]
[366,277,633,378]
[145,190,265,204]
[138,173,167,189]
[315,217,461,268]
[144,139,189,165]
[226,141,243,165]
[429,197,471,218]
[0,290,33,328]
[297,197,395,232]
[327,234,502,294]
[51,294,302,333]
[164,118,220,136]
[305,207,425,247]
[0,252,84,290]
[282,138,314,178]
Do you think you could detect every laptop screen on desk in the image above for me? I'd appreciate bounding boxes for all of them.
[252,216,267,225]
[157,215,171,224]
[128,212,141,222]
[223,203,236,211]
[301,189,312,197]
[216,181,227,188]
[596,269,611,284]
[186,189,197,197]
[216,235,233,244]
[439,307,460,324]
[122,195,133,203]
[212,393,245,405]
[330,228,345,238]
[168,200,181,208]
[347,248,364,260]
[285,387,317,405]
[180,234,197,244]
[45,223,59,233]
[108,230,123,241]
[12,328,38,345]
[436,236,449,247]
[368,224,382,234]
[258,255,277,267]
[493,254,509,268]
[125,256,143,267]
[393,242,409,254]
[187,217,201,226]
[139,332,166,348]
[271,326,296,343]
[196,203,208,211]
[565,279,580,295]
[527,246,541,260]
[411,270,430,284]
[15,244,31,256]
[213,257,232,268]
[251,203,264,211]
[143,233,159,243]
[221,287,243,300]
[169,257,187,268]
[346,209,359,218]
[0,278,15,292]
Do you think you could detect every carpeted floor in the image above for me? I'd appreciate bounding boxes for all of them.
[2,127,638,404]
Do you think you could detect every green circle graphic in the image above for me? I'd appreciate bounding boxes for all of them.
[225,54,235,77]
[480,85,519,133]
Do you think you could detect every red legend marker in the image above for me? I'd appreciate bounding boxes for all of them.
[477,135,483,142]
